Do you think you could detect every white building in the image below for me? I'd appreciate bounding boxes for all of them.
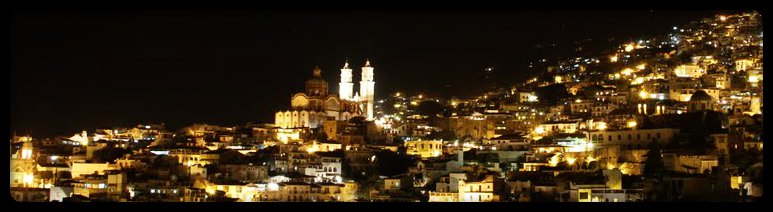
[586,128,680,147]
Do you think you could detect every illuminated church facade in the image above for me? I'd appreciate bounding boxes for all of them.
[275,59,375,129]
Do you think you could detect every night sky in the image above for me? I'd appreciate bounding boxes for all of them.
[11,10,720,137]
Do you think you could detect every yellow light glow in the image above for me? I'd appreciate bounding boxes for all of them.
[586,155,597,162]
[621,68,634,76]
[719,15,727,21]
[534,126,545,134]
[395,92,401,97]
[549,154,561,167]
[21,149,32,159]
[23,173,34,186]
[627,121,637,128]
[624,43,635,52]
[631,77,645,85]
[566,157,577,165]
[749,76,759,83]
[597,122,607,130]
[636,63,647,70]
[606,163,617,170]
[638,90,648,99]
[529,95,538,102]
[418,95,423,99]
[554,76,563,83]
[610,55,618,62]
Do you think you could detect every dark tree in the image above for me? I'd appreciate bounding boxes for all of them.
[417,100,446,117]
[535,83,571,105]
[424,130,456,141]
[375,150,416,177]
[92,147,131,163]
[643,143,665,179]
[219,150,245,165]
[729,149,762,170]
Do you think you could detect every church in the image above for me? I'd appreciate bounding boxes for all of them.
[274,59,376,129]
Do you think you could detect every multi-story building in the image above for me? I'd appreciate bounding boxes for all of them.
[404,140,444,158]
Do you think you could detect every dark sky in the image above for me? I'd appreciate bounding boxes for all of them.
[11,10,720,137]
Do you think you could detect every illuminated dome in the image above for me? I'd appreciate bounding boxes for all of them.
[305,66,328,97]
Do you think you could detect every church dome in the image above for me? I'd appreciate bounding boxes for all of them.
[689,90,713,101]
[305,66,328,97]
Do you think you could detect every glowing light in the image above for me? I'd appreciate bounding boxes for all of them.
[395,92,401,97]
[639,90,649,99]
[624,43,635,52]
[418,95,423,99]
[627,120,637,128]
[23,174,34,186]
[554,76,563,83]
[597,122,607,131]
[631,77,645,85]
[534,126,545,134]
[610,55,618,62]
[719,15,727,21]
[50,156,59,161]
[306,146,318,153]
[621,68,634,76]
[549,154,561,167]
[21,149,32,159]
[527,95,538,102]
[566,157,577,165]
[267,183,279,191]
[636,63,647,70]
[607,163,617,170]
[749,76,759,83]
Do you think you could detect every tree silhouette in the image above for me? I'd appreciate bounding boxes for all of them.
[417,100,445,117]
[643,143,665,179]
[535,83,571,105]
[92,147,131,163]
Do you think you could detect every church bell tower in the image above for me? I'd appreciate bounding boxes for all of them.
[359,59,375,120]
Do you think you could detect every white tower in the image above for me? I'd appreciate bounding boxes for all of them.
[339,60,354,100]
[360,59,375,120]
